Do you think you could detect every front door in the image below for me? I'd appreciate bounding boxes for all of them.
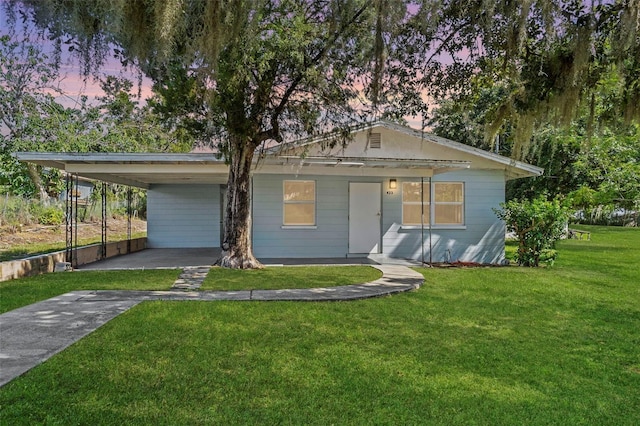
[349,182,381,254]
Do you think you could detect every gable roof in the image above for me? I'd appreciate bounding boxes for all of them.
[14,121,542,188]
[270,120,543,180]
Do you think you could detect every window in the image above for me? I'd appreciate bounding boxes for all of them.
[402,181,464,226]
[283,180,316,225]
[434,182,464,225]
[402,182,430,225]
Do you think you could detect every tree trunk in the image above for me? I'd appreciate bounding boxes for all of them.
[216,135,263,269]
[26,163,49,201]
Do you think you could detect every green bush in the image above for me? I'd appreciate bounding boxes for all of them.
[27,201,65,226]
[37,206,64,225]
[494,196,570,267]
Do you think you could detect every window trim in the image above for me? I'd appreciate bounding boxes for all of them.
[433,182,465,226]
[401,180,465,227]
[282,180,316,226]
[401,181,430,226]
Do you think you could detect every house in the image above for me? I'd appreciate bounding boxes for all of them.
[16,120,543,264]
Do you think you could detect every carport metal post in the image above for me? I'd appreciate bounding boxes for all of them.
[73,174,79,267]
[64,173,80,267]
[127,187,132,254]
[421,177,425,264]
[64,173,73,264]
[428,176,432,266]
[101,182,107,260]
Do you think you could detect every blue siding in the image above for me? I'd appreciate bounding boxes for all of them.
[380,170,505,263]
[253,170,506,263]
[252,175,379,258]
[144,172,506,263]
[147,184,220,248]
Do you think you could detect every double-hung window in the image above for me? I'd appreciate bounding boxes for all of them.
[402,182,430,225]
[283,180,316,226]
[434,182,464,225]
[402,181,464,226]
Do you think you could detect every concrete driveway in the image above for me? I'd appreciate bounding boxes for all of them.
[77,248,222,270]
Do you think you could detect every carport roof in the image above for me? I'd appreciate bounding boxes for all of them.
[14,152,473,189]
[14,152,231,188]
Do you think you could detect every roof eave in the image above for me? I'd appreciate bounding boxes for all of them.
[271,120,544,179]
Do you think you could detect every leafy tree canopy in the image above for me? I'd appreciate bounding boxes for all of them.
[430,63,639,225]
[422,0,639,153]
[0,32,185,198]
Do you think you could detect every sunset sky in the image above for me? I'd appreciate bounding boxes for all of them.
[1,1,426,129]
[0,2,153,109]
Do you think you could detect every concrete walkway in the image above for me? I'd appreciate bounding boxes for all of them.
[0,264,423,387]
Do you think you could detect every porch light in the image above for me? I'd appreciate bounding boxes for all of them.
[389,178,397,189]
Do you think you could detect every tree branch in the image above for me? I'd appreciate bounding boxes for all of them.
[267,3,370,135]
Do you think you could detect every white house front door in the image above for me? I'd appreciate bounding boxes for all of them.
[349,182,381,254]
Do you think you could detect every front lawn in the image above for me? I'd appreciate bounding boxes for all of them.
[0,265,382,314]
[200,265,382,290]
[1,226,639,424]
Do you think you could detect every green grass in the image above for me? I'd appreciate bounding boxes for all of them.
[0,266,382,314]
[1,225,639,424]
[200,265,382,290]
[0,269,179,314]
[0,231,147,262]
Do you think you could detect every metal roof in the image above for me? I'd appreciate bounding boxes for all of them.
[15,152,471,188]
[13,121,543,188]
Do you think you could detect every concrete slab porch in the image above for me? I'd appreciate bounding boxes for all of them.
[76,248,221,270]
[76,248,424,270]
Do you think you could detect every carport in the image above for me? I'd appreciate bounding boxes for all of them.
[15,152,231,269]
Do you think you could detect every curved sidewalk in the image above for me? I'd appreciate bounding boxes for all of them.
[0,265,423,387]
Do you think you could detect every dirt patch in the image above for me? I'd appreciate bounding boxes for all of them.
[0,218,147,253]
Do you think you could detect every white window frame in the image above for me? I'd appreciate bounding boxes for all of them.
[282,180,316,227]
[401,181,430,226]
[433,182,465,226]
[401,181,465,228]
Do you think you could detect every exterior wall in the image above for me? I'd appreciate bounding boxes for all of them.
[147,184,220,248]
[287,124,504,171]
[142,173,505,261]
[251,170,506,263]
[252,174,356,258]
[381,170,506,264]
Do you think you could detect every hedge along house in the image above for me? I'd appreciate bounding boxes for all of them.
[16,120,543,264]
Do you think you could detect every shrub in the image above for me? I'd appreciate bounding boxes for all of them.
[27,201,65,226]
[494,196,570,267]
[37,206,64,226]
